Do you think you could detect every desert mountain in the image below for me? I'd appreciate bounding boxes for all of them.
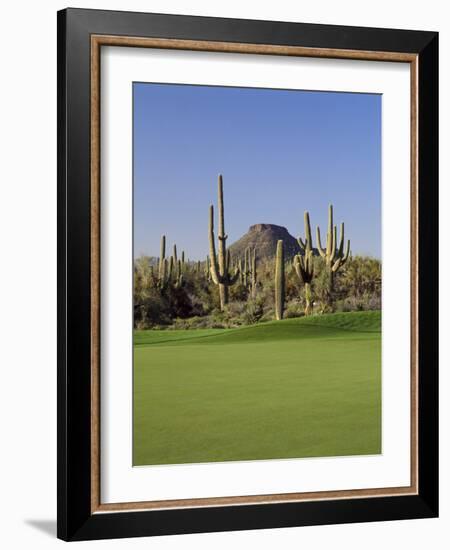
[228,223,315,261]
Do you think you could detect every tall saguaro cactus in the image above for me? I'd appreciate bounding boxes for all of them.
[208,175,240,310]
[274,240,285,320]
[156,235,171,290]
[243,249,249,287]
[316,204,351,304]
[251,248,257,298]
[158,235,166,281]
[294,211,315,315]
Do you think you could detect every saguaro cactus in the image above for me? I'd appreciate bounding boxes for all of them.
[204,256,212,282]
[294,211,315,315]
[238,258,244,285]
[158,235,166,281]
[240,248,257,298]
[174,259,184,288]
[156,235,171,290]
[243,249,249,287]
[251,248,257,298]
[274,240,285,320]
[208,174,240,310]
[158,258,169,290]
[156,236,184,290]
[316,204,350,303]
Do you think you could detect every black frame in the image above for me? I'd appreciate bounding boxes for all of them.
[57,8,438,541]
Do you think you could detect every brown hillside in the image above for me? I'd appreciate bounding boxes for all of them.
[228,223,312,261]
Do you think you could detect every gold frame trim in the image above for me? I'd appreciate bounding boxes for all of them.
[90,35,419,514]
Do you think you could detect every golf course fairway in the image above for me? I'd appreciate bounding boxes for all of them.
[133,311,381,466]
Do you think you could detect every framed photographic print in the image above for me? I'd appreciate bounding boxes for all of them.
[57,8,438,541]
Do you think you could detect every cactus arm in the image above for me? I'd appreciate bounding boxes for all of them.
[228,267,240,285]
[316,226,326,257]
[331,257,342,272]
[332,258,340,272]
[337,222,345,258]
[341,240,350,266]
[296,254,311,284]
[217,175,226,243]
[305,251,310,275]
[304,211,312,247]
[342,239,351,263]
[331,240,350,272]
[297,237,306,253]
[293,254,302,281]
[173,244,177,264]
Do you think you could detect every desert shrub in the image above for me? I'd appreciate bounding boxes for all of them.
[339,256,381,300]
[170,316,213,330]
[285,264,302,301]
[134,287,172,328]
[241,298,265,325]
[335,292,381,313]
[284,301,305,319]
[133,252,382,328]
[225,300,246,318]
[229,283,249,302]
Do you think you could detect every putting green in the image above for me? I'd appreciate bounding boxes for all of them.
[133,311,381,466]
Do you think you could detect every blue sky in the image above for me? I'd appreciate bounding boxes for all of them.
[134,83,381,260]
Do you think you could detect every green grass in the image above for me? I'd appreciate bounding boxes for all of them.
[133,311,381,466]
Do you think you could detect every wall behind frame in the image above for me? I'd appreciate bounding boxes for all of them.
[0,1,445,549]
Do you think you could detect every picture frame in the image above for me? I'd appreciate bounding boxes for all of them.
[57,7,438,541]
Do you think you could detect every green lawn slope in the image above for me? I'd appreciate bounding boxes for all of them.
[133,311,381,466]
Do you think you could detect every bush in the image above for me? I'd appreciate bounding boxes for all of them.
[284,301,305,319]
[242,299,264,325]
